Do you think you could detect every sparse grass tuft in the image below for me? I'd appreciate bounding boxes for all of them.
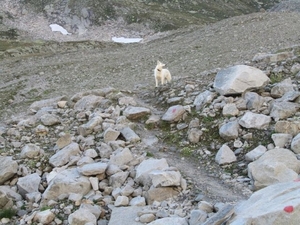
[0,208,17,219]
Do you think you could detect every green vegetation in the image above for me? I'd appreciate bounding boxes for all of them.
[180,147,193,157]
[0,208,17,219]
[146,151,154,157]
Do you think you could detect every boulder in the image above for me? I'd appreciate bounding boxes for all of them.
[219,121,240,140]
[20,144,42,159]
[0,157,18,185]
[213,65,269,96]
[245,145,267,161]
[120,127,141,143]
[144,186,180,205]
[108,206,144,225]
[109,148,134,166]
[49,142,81,167]
[272,133,293,148]
[40,113,61,126]
[123,106,151,120]
[193,90,217,110]
[229,182,300,225]
[135,158,169,186]
[68,208,97,225]
[103,128,120,143]
[239,112,271,129]
[215,144,237,165]
[161,105,186,122]
[149,170,181,187]
[17,173,41,198]
[73,95,104,111]
[270,101,299,121]
[78,162,108,176]
[77,116,103,136]
[270,78,295,98]
[248,148,300,190]
[42,168,91,203]
[291,133,300,154]
[33,209,55,224]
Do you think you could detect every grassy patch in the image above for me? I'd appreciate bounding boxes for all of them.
[0,208,17,219]
[180,147,194,157]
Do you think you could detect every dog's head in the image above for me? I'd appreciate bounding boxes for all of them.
[156,60,165,72]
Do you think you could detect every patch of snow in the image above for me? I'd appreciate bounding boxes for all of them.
[112,37,143,43]
[49,24,72,35]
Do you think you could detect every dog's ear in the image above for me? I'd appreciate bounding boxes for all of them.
[157,60,161,65]
[162,63,165,67]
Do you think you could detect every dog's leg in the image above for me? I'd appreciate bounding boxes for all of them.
[155,78,158,87]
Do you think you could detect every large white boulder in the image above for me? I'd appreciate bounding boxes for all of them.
[213,65,269,96]
[229,182,300,225]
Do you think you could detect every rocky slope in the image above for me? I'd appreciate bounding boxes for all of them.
[1,0,300,224]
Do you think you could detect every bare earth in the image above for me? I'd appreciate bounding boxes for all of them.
[2,4,300,204]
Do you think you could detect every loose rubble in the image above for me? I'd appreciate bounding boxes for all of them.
[1,46,300,224]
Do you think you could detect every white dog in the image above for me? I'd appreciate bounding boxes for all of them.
[154,60,172,87]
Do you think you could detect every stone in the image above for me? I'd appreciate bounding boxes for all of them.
[271,78,295,98]
[213,65,269,96]
[109,171,129,188]
[98,142,113,158]
[189,209,207,225]
[73,95,104,111]
[130,196,146,206]
[78,162,108,176]
[198,201,214,213]
[49,142,81,167]
[79,203,102,220]
[145,186,180,205]
[33,209,55,224]
[245,145,267,161]
[77,116,103,136]
[248,148,300,190]
[252,52,293,63]
[118,96,137,106]
[239,111,271,129]
[68,208,97,225]
[123,106,151,120]
[17,173,41,198]
[188,128,203,143]
[108,206,143,225]
[219,120,240,140]
[291,133,300,154]
[193,90,217,110]
[135,158,169,186]
[272,133,293,148]
[275,120,300,136]
[42,168,91,203]
[0,156,18,185]
[270,101,299,121]
[114,196,129,206]
[56,133,72,149]
[40,113,61,126]
[244,92,264,111]
[103,128,120,143]
[109,148,134,166]
[120,127,141,143]
[222,103,239,116]
[161,105,186,122]
[84,148,98,158]
[147,217,188,225]
[0,190,13,209]
[29,96,66,111]
[215,144,237,165]
[150,170,181,187]
[20,144,42,159]
[140,213,155,223]
[229,182,300,225]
